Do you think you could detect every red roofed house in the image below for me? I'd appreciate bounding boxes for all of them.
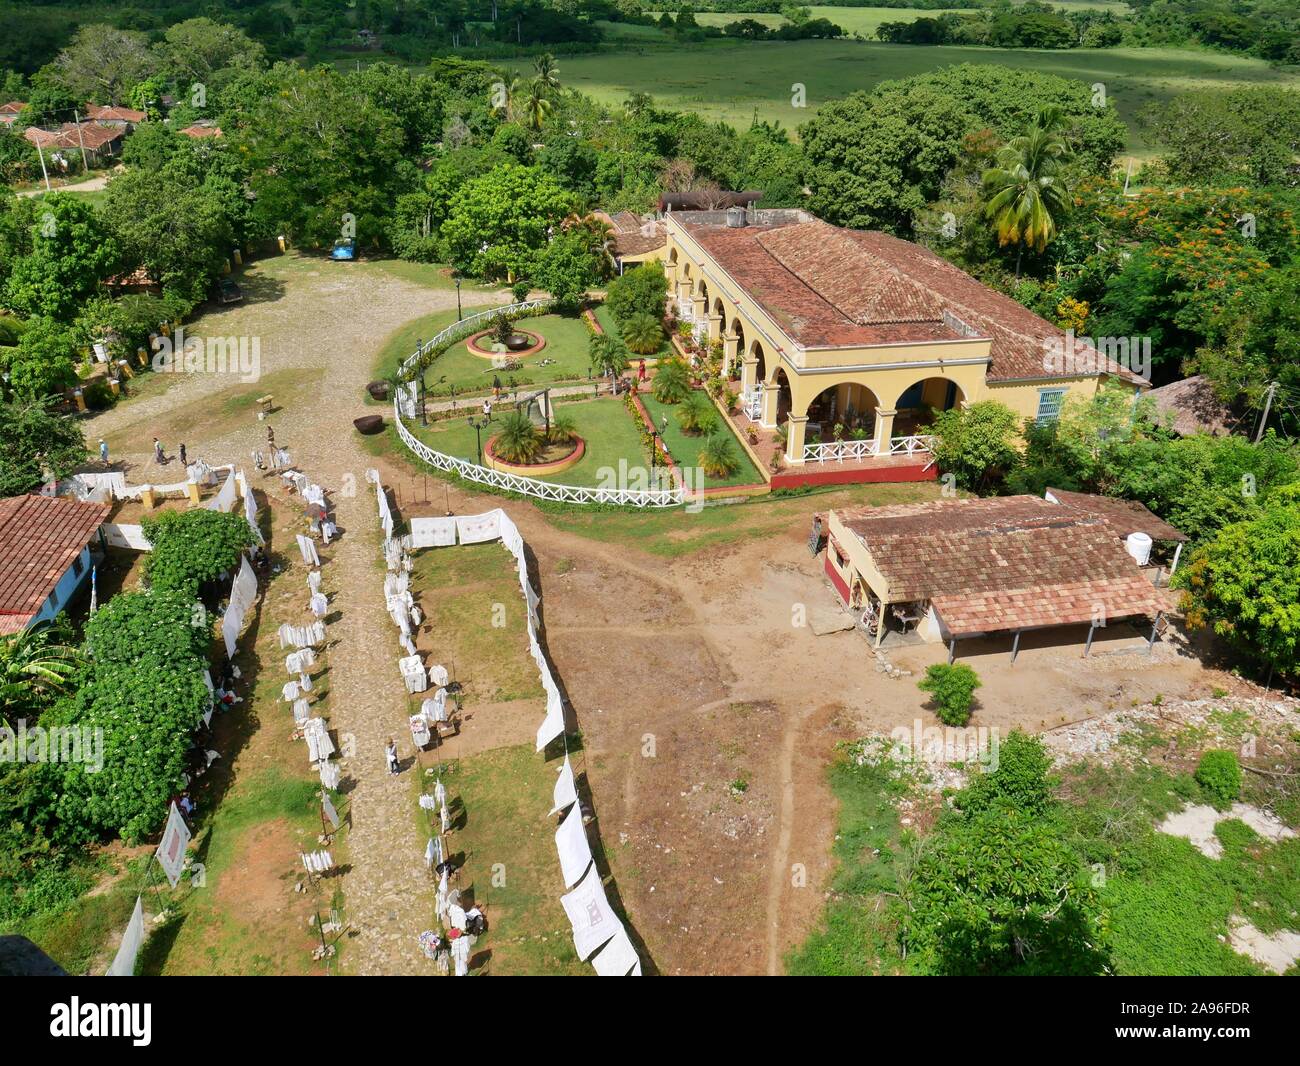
[664,209,1147,484]
[24,122,125,164]
[0,495,109,635]
[824,495,1168,657]
[178,123,222,140]
[592,210,666,274]
[83,103,145,128]
[0,101,24,126]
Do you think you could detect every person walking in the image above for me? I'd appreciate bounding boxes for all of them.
[493,375,501,399]
[638,359,647,384]
[385,738,399,776]
[266,425,275,449]
[98,438,109,464]
[153,437,165,465]
[179,442,188,467]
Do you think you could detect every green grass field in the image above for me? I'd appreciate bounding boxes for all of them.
[561,40,1300,156]
[641,389,765,489]
[412,394,650,488]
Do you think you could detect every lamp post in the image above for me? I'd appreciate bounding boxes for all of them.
[649,428,660,484]
[454,276,462,321]
[467,415,488,465]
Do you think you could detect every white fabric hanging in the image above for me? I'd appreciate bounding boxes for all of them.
[308,570,322,593]
[560,863,621,961]
[551,754,578,815]
[555,800,593,888]
[590,927,641,977]
[429,664,448,688]
[309,592,328,618]
[281,681,300,702]
[296,534,320,567]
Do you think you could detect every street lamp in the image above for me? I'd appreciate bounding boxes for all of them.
[467,415,489,465]
[454,275,462,321]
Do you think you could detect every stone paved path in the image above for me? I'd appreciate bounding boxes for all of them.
[87,254,504,975]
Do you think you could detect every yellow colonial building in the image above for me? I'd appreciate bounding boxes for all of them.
[661,208,1144,472]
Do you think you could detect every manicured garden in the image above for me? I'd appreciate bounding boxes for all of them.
[640,389,764,490]
[375,310,614,402]
[411,396,651,488]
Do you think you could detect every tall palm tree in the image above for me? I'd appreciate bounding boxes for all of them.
[589,332,629,383]
[490,73,523,122]
[533,53,560,93]
[524,80,553,132]
[0,629,83,727]
[981,107,1073,280]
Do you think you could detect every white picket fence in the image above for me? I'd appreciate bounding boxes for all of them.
[393,400,685,508]
[803,435,936,463]
[401,299,554,374]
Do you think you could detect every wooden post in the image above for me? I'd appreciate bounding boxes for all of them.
[1147,611,1163,655]
[1010,629,1021,665]
[1084,621,1097,658]
[947,638,956,665]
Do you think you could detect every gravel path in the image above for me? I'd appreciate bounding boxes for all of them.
[87,254,504,975]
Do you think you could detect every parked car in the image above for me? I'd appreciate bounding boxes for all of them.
[216,278,243,304]
[331,238,356,261]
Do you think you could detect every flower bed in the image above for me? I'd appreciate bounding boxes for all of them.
[484,432,586,476]
[465,327,546,359]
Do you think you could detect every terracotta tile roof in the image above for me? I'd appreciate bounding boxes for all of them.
[0,495,109,631]
[1148,374,1234,437]
[23,122,123,151]
[680,216,1144,384]
[178,123,222,139]
[834,495,1164,636]
[595,210,666,258]
[84,103,145,123]
[0,101,24,115]
[1045,488,1187,543]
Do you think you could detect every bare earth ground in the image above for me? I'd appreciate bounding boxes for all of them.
[86,253,1240,975]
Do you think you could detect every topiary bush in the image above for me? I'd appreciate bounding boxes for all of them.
[917,662,981,726]
[1194,750,1241,811]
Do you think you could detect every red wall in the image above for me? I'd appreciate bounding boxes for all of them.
[772,462,937,490]
[824,550,850,603]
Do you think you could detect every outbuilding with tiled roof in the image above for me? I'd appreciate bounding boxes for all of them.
[823,496,1168,659]
[0,494,109,634]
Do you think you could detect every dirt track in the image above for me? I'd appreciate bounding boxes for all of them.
[86,254,1230,976]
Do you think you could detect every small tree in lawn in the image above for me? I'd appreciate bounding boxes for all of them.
[699,432,740,478]
[493,410,542,464]
[676,391,717,435]
[547,411,577,445]
[917,662,981,726]
[621,311,664,355]
[491,311,517,347]
[651,357,691,404]
[588,332,628,384]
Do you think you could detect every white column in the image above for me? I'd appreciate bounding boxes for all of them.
[872,407,896,456]
[760,381,779,429]
[785,413,808,464]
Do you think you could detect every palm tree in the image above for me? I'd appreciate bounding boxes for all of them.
[651,357,692,404]
[547,411,577,445]
[981,107,1073,280]
[533,53,560,93]
[699,432,740,478]
[677,391,718,435]
[0,629,83,727]
[589,332,629,382]
[490,74,523,122]
[493,410,543,464]
[524,81,553,132]
[622,312,664,356]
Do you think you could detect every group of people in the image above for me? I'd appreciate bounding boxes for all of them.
[150,438,190,467]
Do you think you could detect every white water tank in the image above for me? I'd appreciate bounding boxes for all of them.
[1125,531,1153,567]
